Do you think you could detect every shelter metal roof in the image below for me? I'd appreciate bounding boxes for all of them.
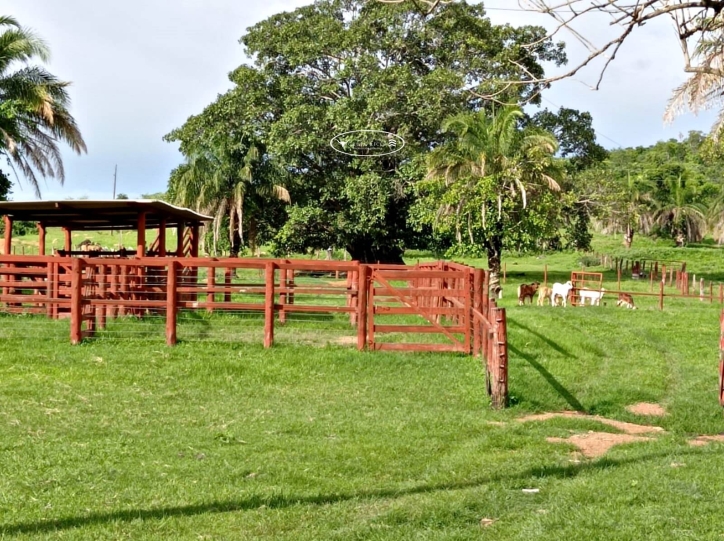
[0,200,212,231]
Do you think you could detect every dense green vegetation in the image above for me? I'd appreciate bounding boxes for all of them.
[0,15,85,197]
[0,239,723,539]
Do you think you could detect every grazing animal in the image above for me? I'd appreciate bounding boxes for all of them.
[616,293,637,310]
[517,282,540,305]
[537,286,553,306]
[551,281,573,307]
[578,287,606,306]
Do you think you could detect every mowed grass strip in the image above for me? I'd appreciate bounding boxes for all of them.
[1,234,724,539]
[0,311,723,539]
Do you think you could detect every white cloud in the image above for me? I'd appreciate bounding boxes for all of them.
[3,0,716,201]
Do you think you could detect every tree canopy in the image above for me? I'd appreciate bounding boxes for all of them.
[0,15,85,197]
[165,0,567,262]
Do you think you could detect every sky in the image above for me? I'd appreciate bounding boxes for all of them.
[2,0,718,201]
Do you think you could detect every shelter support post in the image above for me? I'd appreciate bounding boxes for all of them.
[137,212,146,257]
[158,219,166,257]
[63,227,71,252]
[37,223,46,256]
[176,224,184,257]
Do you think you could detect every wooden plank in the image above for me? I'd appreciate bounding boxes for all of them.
[372,287,468,297]
[374,306,464,316]
[374,325,467,334]
[375,270,467,280]
[374,343,465,352]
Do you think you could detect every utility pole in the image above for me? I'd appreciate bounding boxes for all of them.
[112,164,117,199]
[111,165,117,237]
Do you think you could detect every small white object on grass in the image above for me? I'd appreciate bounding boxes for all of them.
[522,488,540,494]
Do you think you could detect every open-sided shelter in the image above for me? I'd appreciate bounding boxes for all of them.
[0,200,212,257]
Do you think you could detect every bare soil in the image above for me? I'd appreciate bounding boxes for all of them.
[547,432,654,458]
[626,403,667,416]
[688,434,724,447]
[518,411,665,435]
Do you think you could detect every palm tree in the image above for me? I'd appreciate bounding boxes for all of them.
[597,172,654,249]
[170,144,290,256]
[0,16,86,196]
[650,176,706,246]
[425,106,561,295]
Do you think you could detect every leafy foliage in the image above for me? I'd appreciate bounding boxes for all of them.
[413,106,562,291]
[166,0,566,262]
[0,15,85,196]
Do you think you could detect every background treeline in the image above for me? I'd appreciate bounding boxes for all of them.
[161,0,724,268]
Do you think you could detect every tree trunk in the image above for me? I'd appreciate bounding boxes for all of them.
[229,229,242,257]
[485,231,503,299]
[623,225,634,249]
[346,241,404,264]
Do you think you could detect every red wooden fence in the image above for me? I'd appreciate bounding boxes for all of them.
[0,255,509,408]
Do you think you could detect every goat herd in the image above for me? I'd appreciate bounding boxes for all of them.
[517,282,637,310]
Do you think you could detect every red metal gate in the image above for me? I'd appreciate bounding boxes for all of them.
[366,266,473,353]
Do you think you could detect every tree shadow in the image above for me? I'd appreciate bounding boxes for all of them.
[507,319,576,359]
[1,447,713,536]
[508,343,586,412]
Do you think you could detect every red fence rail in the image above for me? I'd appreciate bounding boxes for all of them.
[0,255,509,408]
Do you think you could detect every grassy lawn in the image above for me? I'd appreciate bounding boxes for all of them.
[0,236,723,539]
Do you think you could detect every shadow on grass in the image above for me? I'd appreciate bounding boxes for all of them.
[508,319,576,359]
[508,343,585,412]
[2,447,714,536]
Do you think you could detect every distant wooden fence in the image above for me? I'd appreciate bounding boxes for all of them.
[0,255,509,408]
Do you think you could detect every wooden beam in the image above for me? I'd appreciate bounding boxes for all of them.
[190,224,199,257]
[136,211,146,257]
[62,226,72,251]
[158,218,166,257]
[176,224,184,256]
[3,215,11,255]
[37,223,46,255]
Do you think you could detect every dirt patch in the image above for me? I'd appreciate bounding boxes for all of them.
[333,336,357,346]
[327,280,348,287]
[688,434,724,447]
[518,411,664,435]
[626,403,667,416]
[547,432,654,458]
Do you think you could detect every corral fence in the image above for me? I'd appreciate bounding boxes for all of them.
[0,256,509,408]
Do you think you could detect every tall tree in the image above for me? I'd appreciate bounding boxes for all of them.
[168,0,566,263]
[0,16,85,196]
[415,106,561,294]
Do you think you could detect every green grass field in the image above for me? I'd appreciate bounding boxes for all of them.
[1,235,724,539]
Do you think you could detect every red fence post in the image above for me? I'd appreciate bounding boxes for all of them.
[357,264,369,351]
[279,266,287,324]
[659,279,664,311]
[464,269,473,354]
[166,261,177,346]
[224,267,232,304]
[492,307,508,409]
[97,264,107,329]
[264,261,276,348]
[70,258,83,345]
[206,264,215,313]
[473,269,483,356]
